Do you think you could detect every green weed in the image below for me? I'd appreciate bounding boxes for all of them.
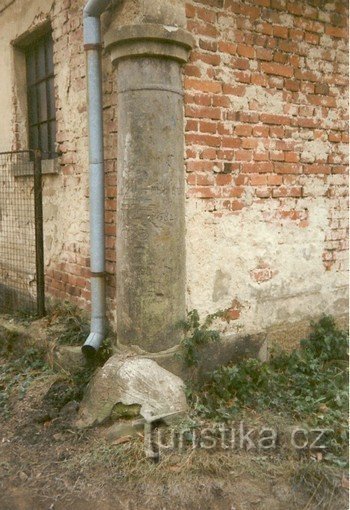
[48,301,90,346]
[178,309,226,367]
[188,316,349,466]
[0,346,50,418]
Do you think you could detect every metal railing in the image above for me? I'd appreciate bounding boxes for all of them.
[0,150,45,316]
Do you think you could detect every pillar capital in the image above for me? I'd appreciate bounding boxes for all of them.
[105,23,194,65]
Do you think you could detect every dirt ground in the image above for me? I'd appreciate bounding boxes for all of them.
[0,314,348,510]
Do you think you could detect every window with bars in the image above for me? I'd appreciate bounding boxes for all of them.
[25,32,56,159]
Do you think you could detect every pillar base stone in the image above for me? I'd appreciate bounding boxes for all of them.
[75,355,188,429]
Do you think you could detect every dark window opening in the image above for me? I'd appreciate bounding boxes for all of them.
[25,32,56,160]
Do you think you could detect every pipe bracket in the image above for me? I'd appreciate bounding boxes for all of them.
[90,271,106,277]
[84,43,103,51]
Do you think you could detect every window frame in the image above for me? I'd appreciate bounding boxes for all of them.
[25,31,56,160]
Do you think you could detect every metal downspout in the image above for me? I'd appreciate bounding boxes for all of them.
[82,0,112,356]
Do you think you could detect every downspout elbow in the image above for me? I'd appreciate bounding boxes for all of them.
[83,0,111,19]
[82,332,105,358]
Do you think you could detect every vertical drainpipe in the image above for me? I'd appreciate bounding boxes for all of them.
[82,0,111,355]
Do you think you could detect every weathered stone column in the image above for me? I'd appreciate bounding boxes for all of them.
[105,25,194,353]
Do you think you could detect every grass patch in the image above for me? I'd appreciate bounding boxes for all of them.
[47,301,90,346]
[0,330,51,418]
[292,461,346,509]
[0,303,112,419]
[187,316,348,466]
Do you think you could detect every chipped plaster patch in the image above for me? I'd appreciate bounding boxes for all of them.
[300,140,332,163]
[185,197,345,333]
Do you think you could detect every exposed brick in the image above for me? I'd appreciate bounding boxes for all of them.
[186,4,196,18]
[241,162,274,173]
[304,31,319,44]
[234,71,251,83]
[267,174,283,185]
[196,6,217,23]
[294,18,324,34]
[258,22,273,36]
[200,121,217,133]
[304,164,331,174]
[192,51,221,66]
[187,186,220,199]
[185,105,221,120]
[186,133,221,147]
[239,112,260,123]
[294,69,319,82]
[196,173,215,186]
[239,4,261,19]
[250,174,267,185]
[272,186,303,197]
[187,160,213,172]
[222,137,242,148]
[256,47,273,61]
[237,44,255,59]
[261,62,293,78]
[270,151,285,161]
[315,83,330,95]
[186,119,198,132]
[218,41,237,55]
[287,1,303,16]
[325,25,348,38]
[199,39,218,52]
[223,84,246,96]
[271,0,286,11]
[307,94,336,108]
[184,78,222,94]
[270,126,284,138]
[187,20,219,38]
[253,151,269,161]
[260,114,290,125]
[231,58,250,70]
[250,263,276,282]
[273,25,289,39]
[253,126,269,137]
[273,52,288,64]
[184,64,202,78]
[285,152,300,163]
[251,73,269,87]
[274,163,302,174]
[216,173,232,185]
[235,150,253,161]
[235,124,252,136]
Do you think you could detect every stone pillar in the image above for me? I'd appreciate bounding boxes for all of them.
[105,25,194,353]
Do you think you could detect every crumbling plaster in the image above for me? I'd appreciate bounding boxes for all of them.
[0,0,91,288]
[185,195,348,335]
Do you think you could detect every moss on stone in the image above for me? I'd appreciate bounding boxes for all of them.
[110,402,141,421]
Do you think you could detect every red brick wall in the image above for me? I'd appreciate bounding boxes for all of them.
[44,0,118,315]
[44,0,348,330]
[184,0,348,279]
